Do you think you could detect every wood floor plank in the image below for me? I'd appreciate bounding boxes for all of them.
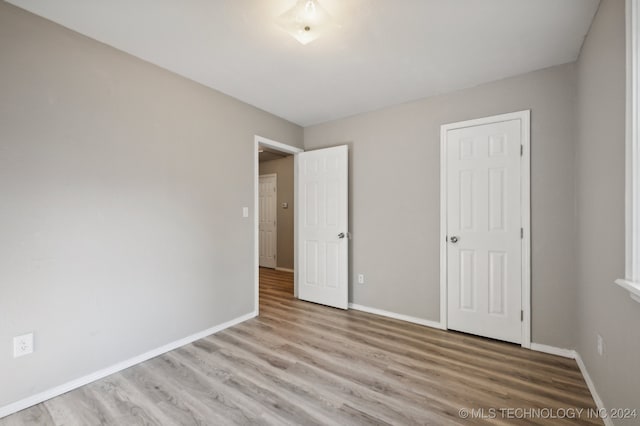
[0,404,54,426]
[0,267,603,425]
[173,346,330,426]
[254,305,588,406]
[86,376,172,426]
[118,365,215,426]
[228,318,497,420]
[45,386,116,426]
[144,353,265,425]
[253,310,596,409]
[215,329,469,425]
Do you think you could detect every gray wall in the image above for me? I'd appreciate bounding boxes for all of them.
[4,0,639,416]
[259,156,295,270]
[305,63,578,348]
[0,3,302,408]
[575,0,640,421]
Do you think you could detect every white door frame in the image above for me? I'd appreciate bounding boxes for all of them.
[254,135,304,314]
[258,173,278,269]
[439,110,531,348]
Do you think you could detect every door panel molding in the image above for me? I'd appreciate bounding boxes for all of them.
[439,110,531,348]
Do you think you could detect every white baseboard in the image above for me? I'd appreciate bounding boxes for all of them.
[275,267,294,273]
[530,343,576,359]
[348,303,445,330]
[0,311,257,419]
[575,352,613,426]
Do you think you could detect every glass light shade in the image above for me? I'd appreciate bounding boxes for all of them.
[277,0,333,45]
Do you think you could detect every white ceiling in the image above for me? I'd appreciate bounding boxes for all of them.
[7,0,600,126]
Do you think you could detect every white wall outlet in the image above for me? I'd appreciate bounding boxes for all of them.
[357,274,365,284]
[242,207,249,218]
[13,333,34,358]
[597,334,604,356]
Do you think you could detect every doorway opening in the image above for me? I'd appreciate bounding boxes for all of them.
[254,136,303,314]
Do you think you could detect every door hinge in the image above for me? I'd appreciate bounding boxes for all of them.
[520,145,523,156]
[521,228,523,239]
[521,310,524,321]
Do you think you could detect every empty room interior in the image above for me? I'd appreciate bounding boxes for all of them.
[1,0,640,424]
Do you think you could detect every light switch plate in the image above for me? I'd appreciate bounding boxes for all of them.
[597,334,604,356]
[242,207,249,218]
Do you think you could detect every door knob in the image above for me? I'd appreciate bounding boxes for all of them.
[338,232,345,239]
[450,236,459,243]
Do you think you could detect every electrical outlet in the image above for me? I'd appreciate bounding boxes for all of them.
[13,333,34,358]
[597,334,604,356]
[358,274,365,284]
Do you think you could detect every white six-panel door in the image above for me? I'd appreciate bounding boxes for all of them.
[259,174,277,269]
[444,117,525,344]
[297,145,348,309]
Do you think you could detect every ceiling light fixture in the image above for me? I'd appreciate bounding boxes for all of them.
[277,0,333,45]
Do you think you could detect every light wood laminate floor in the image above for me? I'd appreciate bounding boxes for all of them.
[1,268,601,425]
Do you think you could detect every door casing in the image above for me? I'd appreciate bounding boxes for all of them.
[439,110,531,349]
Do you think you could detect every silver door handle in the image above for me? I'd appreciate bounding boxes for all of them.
[450,236,459,243]
[338,232,345,239]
